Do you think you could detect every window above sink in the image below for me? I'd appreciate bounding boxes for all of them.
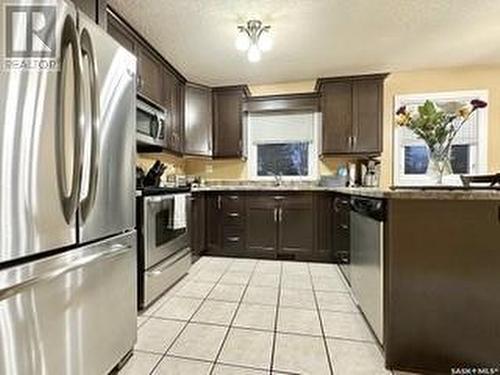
[247,111,320,181]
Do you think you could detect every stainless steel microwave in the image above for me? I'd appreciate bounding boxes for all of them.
[136,98,167,147]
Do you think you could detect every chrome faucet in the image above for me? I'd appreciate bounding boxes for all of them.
[273,173,282,187]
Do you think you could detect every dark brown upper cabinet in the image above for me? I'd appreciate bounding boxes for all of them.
[184,83,213,157]
[317,74,387,155]
[74,0,107,26]
[137,44,164,105]
[163,68,185,154]
[106,11,135,53]
[212,86,250,158]
[106,8,187,153]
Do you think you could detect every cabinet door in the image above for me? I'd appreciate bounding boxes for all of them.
[352,79,383,153]
[315,194,334,259]
[213,88,244,158]
[279,195,314,254]
[190,194,206,257]
[246,196,278,255]
[321,81,353,154]
[137,45,163,105]
[107,13,135,53]
[206,195,222,253]
[184,84,213,156]
[163,70,184,153]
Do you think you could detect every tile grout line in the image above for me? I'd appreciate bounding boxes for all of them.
[147,257,235,375]
[208,260,259,375]
[308,263,335,375]
[269,261,283,374]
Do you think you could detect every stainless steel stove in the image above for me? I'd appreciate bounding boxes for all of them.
[136,186,192,309]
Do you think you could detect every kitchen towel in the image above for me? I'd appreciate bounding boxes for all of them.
[172,194,187,230]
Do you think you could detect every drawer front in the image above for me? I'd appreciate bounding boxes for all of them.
[143,248,191,308]
[222,210,244,226]
[0,233,137,375]
[223,234,244,252]
[222,194,244,211]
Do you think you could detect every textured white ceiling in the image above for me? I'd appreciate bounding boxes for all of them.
[108,0,500,86]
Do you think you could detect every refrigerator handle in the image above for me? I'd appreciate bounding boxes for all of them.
[79,28,100,222]
[56,15,84,224]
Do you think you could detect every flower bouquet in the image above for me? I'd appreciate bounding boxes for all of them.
[395,98,487,184]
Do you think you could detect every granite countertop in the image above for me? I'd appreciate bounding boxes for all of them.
[191,184,500,200]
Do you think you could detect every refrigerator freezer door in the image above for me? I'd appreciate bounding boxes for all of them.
[0,1,80,263]
[78,12,136,243]
[0,231,137,375]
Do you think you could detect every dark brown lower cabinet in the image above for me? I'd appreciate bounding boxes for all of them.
[278,195,314,257]
[189,193,205,258]
[206,194,221,253]
[314,193,335,261]
[198,191,335,262]
[246,196,279,256]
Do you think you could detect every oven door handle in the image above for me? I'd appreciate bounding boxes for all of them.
[145,195,175,205]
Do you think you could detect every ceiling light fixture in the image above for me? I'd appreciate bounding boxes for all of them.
[235,20,272,63]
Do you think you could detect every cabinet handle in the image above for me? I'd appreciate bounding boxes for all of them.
[228,195,239,201]
[352,135,357,149]
[228,212,240,217]
[274,208,278,222]
[279,208,283,222]
[333,198,341,212]
[340,224,349,230]
[217,196,221,210]
[274,196,285,201]
[226,236,240,242]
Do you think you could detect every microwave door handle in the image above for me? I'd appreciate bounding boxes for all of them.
[56,15,84,224]
[79,28,100,222]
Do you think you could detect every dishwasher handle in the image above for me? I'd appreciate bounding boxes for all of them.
[350,197,386,221]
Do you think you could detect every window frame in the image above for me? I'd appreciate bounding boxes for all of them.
[247,111,321,181]
[393,90,488,186]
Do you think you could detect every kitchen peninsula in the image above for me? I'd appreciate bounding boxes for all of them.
[190,184,500,373]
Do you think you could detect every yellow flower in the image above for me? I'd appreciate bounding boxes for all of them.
[395,113,411,126]
[457,104,472,118]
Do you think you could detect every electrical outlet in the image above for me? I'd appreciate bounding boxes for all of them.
[206,164,213,173]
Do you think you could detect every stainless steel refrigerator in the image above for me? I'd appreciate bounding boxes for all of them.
[0,1,137,374]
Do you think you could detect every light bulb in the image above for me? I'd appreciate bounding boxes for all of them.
[235,31,250,51]
[257,30,272,52]
[247,44,261,62]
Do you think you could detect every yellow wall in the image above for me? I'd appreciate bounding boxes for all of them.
[139,65,500,184]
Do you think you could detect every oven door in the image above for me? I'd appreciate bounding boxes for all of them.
[143,195,189,269]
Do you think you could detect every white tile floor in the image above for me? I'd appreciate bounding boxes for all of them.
[120,256,392,375]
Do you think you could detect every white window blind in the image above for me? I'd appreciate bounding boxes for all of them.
[249,112,315,144]
[247,111,320,180]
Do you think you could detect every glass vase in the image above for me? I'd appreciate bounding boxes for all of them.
[427,144,452,185]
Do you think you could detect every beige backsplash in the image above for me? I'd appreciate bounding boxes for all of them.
[137,152,186,176]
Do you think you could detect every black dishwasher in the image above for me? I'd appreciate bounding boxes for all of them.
[350,196,386,344]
